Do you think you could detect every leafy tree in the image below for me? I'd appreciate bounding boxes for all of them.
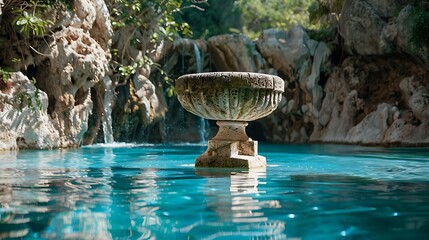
[178,0,241,39]
[308,0,343,26]
[235,0,315,39]
[107,0,199,95]
[0,66,12,82]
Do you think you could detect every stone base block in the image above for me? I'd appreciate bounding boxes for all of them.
[195,155,266,168]
[195,139,266,169]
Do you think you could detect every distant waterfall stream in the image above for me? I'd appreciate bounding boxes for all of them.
[102,76,114,143]
[193,43,209,142]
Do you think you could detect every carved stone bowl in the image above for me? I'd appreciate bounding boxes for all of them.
[176,72,284,169]
[176,72,284,122]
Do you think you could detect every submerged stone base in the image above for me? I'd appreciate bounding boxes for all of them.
[195,139,266,169]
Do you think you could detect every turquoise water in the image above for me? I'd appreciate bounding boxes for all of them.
[0,143,428,239]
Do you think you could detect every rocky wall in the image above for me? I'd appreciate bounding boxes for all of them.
[0,73,59,150]
[199,1,429,146]
[0,0,113,149]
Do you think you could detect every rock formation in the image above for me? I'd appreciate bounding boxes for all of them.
[201,2,429,146]
[0,0,113,149]
[310,56,428,145]
[0,73,59,150]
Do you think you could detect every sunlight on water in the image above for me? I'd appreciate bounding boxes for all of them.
[84,142,156,148]
[0,144,428,239]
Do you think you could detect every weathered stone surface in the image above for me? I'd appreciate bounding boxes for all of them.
[34,26,110,147]
[0,0,114,149]
[257,27,311,82]
[390,76,429,145]
[90,0,113,51]
[196,153,266,169]
[310,56,429,145]
[177,72,283,168]
[253,26,333,143]
[176,72,284,121]
[212,121,250,142]
[340,0,392,55]
[346,103,399,144]
[339,0,428,62]
[0,73,59,150]
[51,0,112,51]
[133,73,165,125]
[302,41,331,116]
[208,34,263,72]
[196,137,266,168]
[74,0,97,30]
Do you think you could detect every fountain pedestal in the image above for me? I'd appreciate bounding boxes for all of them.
[176,72,284,169]
[196,121,266,168]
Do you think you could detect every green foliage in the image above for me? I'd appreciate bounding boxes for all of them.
[1,0,57,39]
[108,0,200,98]
[411,8,429,51]
[109,0,192,41]
[234,0,314,39]
[15,77,43,112]
[0,66,13,82]
[308,0,343,25]
[13,10,53,38]
[177,0,240,39]
[308,1,329,24]
[118,55,155,77]
[118,55,175,97]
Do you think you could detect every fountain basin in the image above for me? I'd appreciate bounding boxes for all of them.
[176,72,284,169]
[176,72,284,121]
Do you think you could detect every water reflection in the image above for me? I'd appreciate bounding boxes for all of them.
[0,149,114,239]
[128,168,161,238]
[196,168,286,239]
[0,160,289,239]
[2,144,428,239]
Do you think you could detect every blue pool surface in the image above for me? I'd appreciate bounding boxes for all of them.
[0,143,428,239]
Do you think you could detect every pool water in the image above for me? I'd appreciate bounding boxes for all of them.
[0,143,428,239]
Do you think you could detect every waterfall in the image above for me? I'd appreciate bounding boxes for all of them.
[193,43,203,73]
[102,76,114,143]
[199,117,209,143]
[193,43,209,142]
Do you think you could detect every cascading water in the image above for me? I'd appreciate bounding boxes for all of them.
[102,76,114,143]
[193,43,209,142]
[193,43,203,73]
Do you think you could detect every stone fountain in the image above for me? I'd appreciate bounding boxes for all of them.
[176,72,284,168]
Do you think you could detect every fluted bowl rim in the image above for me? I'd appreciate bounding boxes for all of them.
[176,72,284,93]
[175,72,284,121]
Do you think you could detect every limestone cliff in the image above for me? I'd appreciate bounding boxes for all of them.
[0,0,112,149]
[200,1,429,146]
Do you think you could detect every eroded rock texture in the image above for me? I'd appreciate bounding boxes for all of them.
[310,56,428,145]
[197,2,428,146]
[35,0,112,147]
[0,73,59,150]
[208,34,264,72]
[255,27,332,143]
[340,0,428,61]
[0,0,113,149]
[35,27,110,147]
[176,72,284,121]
